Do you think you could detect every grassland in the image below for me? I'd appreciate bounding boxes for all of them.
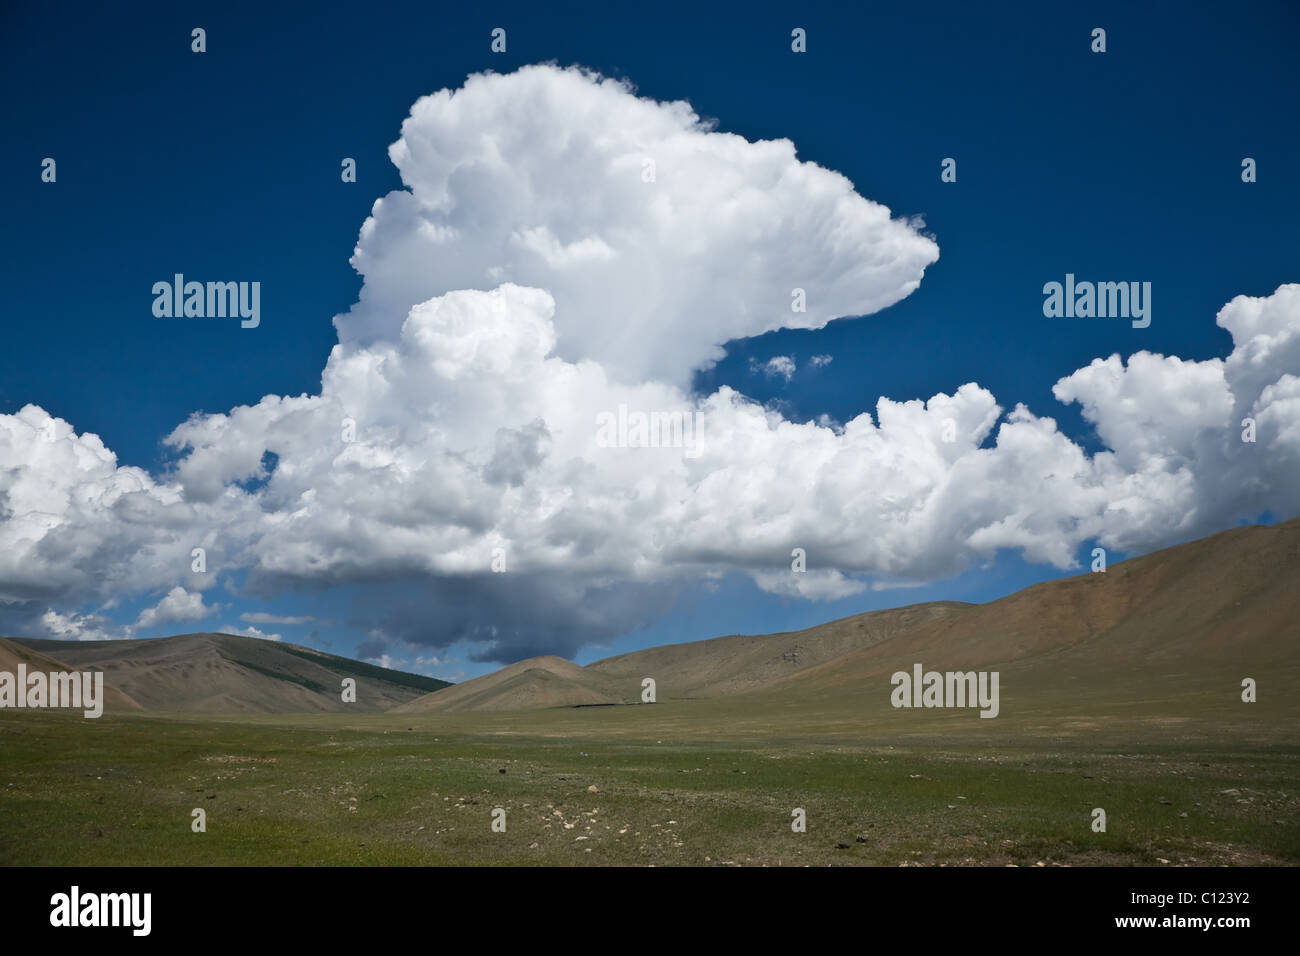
[2,691,1296,866]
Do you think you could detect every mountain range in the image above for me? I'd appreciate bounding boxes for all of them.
[5,517,1297,716]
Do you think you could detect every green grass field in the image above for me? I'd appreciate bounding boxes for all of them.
[3,692,1297,866]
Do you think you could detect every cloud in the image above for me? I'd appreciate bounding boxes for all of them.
[0,66,1296,665]
[810,354,834,369]
[239,612,315,625]
[150,279,1300,660]
[751,569,868,601]
[1050,284,1300,547]
[339,64,939,388]
[221,624,282,642]
[37,608,115,642]
[136,586,215,629]
[0,405,231,604]
[751,355,797,382]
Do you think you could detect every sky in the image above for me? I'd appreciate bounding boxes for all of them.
[1,0,1298,681]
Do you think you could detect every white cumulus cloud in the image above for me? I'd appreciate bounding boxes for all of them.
[339,64,939,388]
[751,356,797,382]
[136,586,216,630]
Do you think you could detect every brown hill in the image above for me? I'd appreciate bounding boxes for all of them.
[7,518,1295,717]
[7,633,448,714]
[395,656,625,713]
[757,517,1300,709]
[405,517,1300,713]
[0,637,142,714]
[585,600,972,698]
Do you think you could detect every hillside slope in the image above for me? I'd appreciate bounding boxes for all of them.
[586,600,972,698]
[404,518,1300,714]
[8,634,449,714]
[395,656,625,713]
[0,637,143,714]
[759,517,1300,709]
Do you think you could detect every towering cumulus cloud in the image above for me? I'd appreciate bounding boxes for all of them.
[340,65,940,387]
[1,66,1296,661]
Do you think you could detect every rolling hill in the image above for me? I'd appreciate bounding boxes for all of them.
[6,518,1297,717]
[400,517,1300,714]
[754,515,1300,710]
[393,655,626,713]
[0,637,142,713]
[6,633,449,714]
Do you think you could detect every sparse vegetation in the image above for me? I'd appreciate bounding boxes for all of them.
[2,702,1295,866]
[2,522,1297,866]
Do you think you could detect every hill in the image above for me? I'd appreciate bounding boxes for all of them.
[9,518,1297,717]
[400,517,1300,714]
[755,517,1300,710]
[394,655,625,713]
[585,600,972,698]
[7,633,449,714]
[0,637,143,714]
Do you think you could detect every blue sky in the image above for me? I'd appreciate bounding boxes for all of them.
[2,0,1298,680]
